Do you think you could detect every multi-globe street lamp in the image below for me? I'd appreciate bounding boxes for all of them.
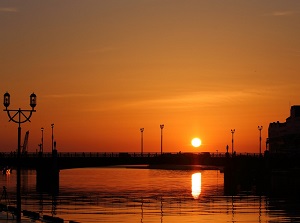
[258,126,263,156]
[140,128,144,155]
[160,124,164,155]
[231,129,235,156]
[3,92,37,222]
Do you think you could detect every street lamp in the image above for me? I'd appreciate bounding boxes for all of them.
[140,128,144,155]
[258,126,263,156]
[231,129,235,156]
[160,124,164,155]
[41,127,44,153]
[51,123,54,152]
[3,92,37,222]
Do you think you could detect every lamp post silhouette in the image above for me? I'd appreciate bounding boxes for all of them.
[160,124,164,155]
[140,128,144,155]
[51,123,54,152]
[3,92,36,222]
[258,126,263,156]
[41,127,44,153]
[231,129,235,156]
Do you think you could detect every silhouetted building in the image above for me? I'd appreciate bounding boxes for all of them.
[268,105,300,153]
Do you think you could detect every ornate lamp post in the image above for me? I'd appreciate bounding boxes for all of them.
[51,123,54,152]
[231,129,235,156]
[3,92,37,222]
[258,126,263,156]
[140,128,144,155]
[160,124,164,155]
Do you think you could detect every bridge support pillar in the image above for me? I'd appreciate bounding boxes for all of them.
[224,155,267,196]
[36,150,59,194]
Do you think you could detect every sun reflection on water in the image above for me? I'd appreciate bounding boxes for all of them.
[191,172,201,199]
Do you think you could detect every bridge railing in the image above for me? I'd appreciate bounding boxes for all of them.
[0,151,263,159]
[0,152,163,158]
[56,152,162,158]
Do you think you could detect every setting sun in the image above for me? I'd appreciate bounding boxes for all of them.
[191,138,202,147]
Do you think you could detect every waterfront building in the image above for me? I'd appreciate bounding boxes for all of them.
[268,105,300,153]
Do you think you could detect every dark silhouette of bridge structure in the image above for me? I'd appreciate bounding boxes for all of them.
[1,151,236,169]
[1,151,300,197]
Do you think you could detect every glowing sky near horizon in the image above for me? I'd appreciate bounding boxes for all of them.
[0,0,300,153]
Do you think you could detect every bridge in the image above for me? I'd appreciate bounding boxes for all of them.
[1,150,300,197]
[1,150,300,222]
[0,151,244,169]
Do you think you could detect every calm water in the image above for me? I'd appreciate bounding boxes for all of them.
[1,167,299,223]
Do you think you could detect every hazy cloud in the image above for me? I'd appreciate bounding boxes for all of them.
[0,7,18,13]
[265,11,297,17]
[273,11,294,16]
[44,93,92,98]
[292,50,300,57]
[140,91,255,108]
[87,47,118,54]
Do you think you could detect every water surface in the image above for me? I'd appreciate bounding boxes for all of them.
[0,167,299,222]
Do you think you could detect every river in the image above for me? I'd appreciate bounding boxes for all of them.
[0,166,299,222]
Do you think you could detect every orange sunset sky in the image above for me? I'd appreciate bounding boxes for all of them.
[0,0,300,154]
